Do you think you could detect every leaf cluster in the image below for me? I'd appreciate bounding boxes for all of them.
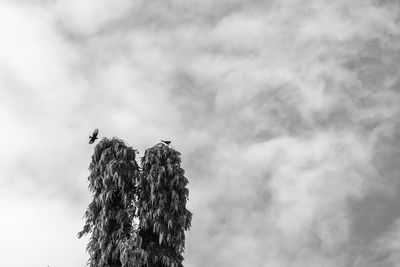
[79,140,192,267]
[79,138,139,267]
[135,143,192,267]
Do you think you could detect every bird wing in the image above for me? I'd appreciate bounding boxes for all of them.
[92,128,99,137]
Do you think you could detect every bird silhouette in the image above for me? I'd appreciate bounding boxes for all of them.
[161,140,171,145]
[89,128,99,144]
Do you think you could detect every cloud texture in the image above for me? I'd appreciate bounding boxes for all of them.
[0,0,400,266]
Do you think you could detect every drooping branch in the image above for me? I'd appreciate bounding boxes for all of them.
[136,143,192,267]
[79,138,140,267]
[80,139,192,267]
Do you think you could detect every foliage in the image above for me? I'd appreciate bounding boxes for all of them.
[135,143,192,267]
[79,139,192,267]
[78,138,140,267]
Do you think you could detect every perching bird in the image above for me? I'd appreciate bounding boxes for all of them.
[89,128,99,144]
[161,140,171,145]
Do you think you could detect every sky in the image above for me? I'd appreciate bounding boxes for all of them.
[0,0,400,266]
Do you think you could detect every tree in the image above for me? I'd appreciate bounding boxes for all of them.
[80,139,192,267]
[78,138,140,267]
[135,143,192,267]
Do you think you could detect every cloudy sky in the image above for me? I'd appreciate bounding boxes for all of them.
[1,0,400,266]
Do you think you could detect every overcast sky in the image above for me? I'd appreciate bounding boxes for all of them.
[1,0,400,266]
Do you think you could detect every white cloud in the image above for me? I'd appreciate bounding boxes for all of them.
[0,191,87,267]
[54,0,141,35]
[0,0,400,266]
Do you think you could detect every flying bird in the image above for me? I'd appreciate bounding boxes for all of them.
[161,140,171,145]
[89,128,99,144]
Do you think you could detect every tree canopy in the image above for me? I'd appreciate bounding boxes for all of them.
[136,143,192,267]
[78,138,140,267]
[79,138,192,267]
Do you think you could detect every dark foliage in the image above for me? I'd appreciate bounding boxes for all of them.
[136,143,192,267]
[78,138,140,267]
[80,140,192,267]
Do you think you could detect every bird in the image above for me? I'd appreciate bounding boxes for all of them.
[89,128,99,144]
[161,140,171,145]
